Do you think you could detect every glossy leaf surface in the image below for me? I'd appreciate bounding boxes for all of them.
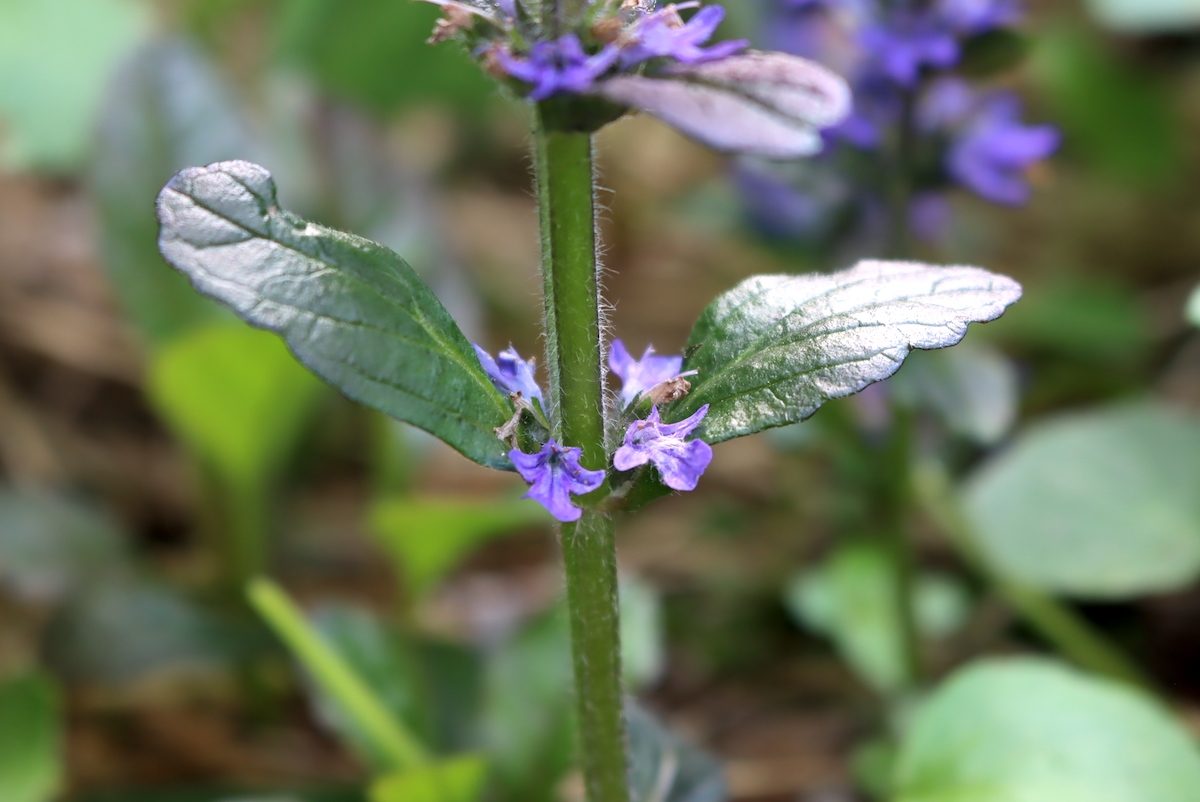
[156,160,512,469]
[675,260,1022,443]
[895,658,1200,802]
[965,402,1200,599]
[0,673,61,802]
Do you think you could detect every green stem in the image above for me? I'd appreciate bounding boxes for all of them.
[535,108,630,802]
[247,578,431,772]
[913,463,1152,689]
[881,406,923,688]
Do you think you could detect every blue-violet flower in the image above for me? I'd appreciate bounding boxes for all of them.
[510,440,606,522]
[619,5,749,68]
[495,34,621,101]
[947,92,1060,205]
[613,405,713,491]
[609,339,689,406]
[474,343,544,402]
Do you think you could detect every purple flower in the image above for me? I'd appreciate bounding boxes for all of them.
[609,340,687,406]
[948,93,1059,205]
[860,12,959,87]
[510,440,606,522]
[620,5,749,68]
[938,0,1021,34]
[497,34,620,100]
[613,406,713,491]
[474,343,544,403]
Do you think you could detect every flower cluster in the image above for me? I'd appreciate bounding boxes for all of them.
[419,0,852,158]
[475,340,712,521]
[740,0,1059,244]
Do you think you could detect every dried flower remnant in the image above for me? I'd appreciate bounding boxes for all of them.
[614,405,713,491]
[510,439,606,521]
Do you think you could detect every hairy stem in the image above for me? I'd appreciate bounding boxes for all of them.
[535,107,630,802]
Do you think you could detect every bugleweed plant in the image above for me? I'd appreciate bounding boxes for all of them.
[155,1,1024,799]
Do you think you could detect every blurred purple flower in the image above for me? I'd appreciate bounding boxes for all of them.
[938,0,1021,34]
[510,440,605,522]
[613,405,713,491]
[620,5,748,68]
[609,340,687,407]
[860,12,959,87]
[948,93,1059,205]
[496,34,620,100]
[474,343,544,402]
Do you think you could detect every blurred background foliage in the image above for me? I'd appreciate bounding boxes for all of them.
[0,0,1199,800]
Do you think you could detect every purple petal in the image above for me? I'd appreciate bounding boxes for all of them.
[655,439,713,491]
[508,440,604,523]
[657,404,710,439]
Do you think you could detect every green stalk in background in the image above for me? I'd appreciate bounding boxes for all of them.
[534,107,630,802]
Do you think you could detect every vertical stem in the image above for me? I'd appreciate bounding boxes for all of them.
[535,108,630,802]
[881,406,923,687]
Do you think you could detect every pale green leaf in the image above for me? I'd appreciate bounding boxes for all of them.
[0,673,61,802]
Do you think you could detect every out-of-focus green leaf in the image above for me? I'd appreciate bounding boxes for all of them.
[272,0,492,116]
[1034,29,1182,187]
[0,490,130,603]
[995,275,1151,365]
[1187,284,1200,328]
[149,325,325,488]
[890,344,1019,445]
[621,576,665,690]
[964,402,1200,600]
[785,541,970,696]
[156,160,513,470]
[895,658,1200,802]
[0,673,61,802]
[369,755,487,802]
[92,38,253,344]
[483,608,574,802]
[369,497,548,600]
[0,0,148,171]
[674,261,1022,444]
[1085,0,1200,33]
[627,702,725,802]
[43,580,230,684]
[957,29,1030,78]
[308,604,482,760]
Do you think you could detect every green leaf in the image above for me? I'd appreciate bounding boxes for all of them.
[964,402,1200,600]
[43,580,232,684]
[368,497,549,600]
[785,541,970,696]
[92,38,252,344]
[149,324,325,488]
[0,673,62,802]
[1187,285,1200,328]
[370,755,487,802]
[156,160,512,469]
[308,604,483,759]
[0,0,148,172]
[1033,29,1183,188]
[675,260,1022,443]
[889,344,1019,445]
[0,490,131,603]
[483,608,575,802]
[627,702,726,802]
[895,658,1200,802]
[621,576,666,691]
